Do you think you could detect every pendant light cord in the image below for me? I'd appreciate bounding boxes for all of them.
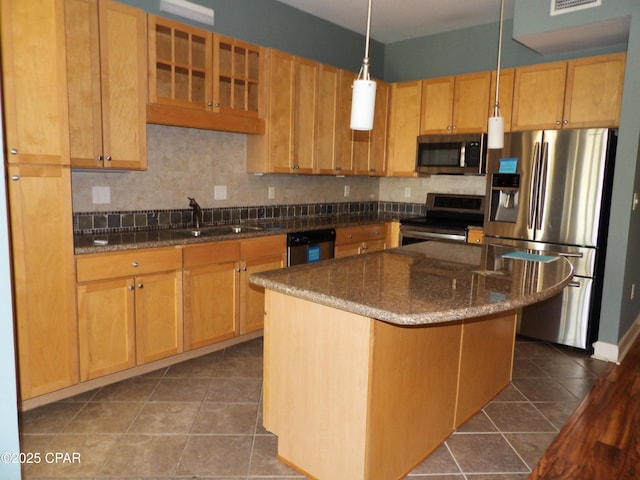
[360,0,373,80]
[493,0,504,117]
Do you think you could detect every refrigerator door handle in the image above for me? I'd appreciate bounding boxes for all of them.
[529,142,542,230]
[558,251,584,258]
[536,142,550,231]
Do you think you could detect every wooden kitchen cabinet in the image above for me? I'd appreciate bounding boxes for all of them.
[293,57,319,173]
[147,15,264,134]
[421,72,492,134]
[1,0,70,166]
[183,235,286,348]
[315,64,341,175]
[76,247,183,378]
[65,0,147,170]
[7,165,79,399]
[386,80,421,177]
[563,52,625,129]
[335,224,387,258]
[511,61,568,131]
[353,80,389,176]
[247,49,295,173]
[333,69,357,175]
[466,227,484,245]
[489,68,515,132]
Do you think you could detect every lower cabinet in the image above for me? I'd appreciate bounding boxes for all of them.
[335,224,387,258]
[75,247,183,381]
[183,235,286,350]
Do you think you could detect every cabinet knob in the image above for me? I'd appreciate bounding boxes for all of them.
[207,102,213,107]
[369,168,376,172]
[10,148,18,155]
[132,262,139,267]
[11,175,19,181]
[137,283,144,289]
[563,119,569,124]
[556,120,561,125]
[243,266,248,271]
[215,102,221,107]
[128,285,135,291]
[97,155,103,161]
[105,155,112,161]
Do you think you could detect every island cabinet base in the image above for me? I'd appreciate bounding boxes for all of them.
[263,290,517,480]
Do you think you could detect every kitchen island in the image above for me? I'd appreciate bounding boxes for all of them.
[250,241,574,480]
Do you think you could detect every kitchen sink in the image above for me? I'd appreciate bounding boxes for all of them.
[173,225,264,237]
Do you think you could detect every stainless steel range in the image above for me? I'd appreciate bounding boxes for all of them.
[400,193,485,245]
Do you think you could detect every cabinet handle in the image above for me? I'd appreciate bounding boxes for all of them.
[11,175,19,181]
[10,148,18,155]
[348,234,353,239]
[335,166,341,171]
[137,283,144,289]
[97,155,103,161]
[236,267,241,272]
[207,102,213,107]
[243,266,248,271]
[369,168,376,172]
[132,262,139,267]
[128,285,135,291]
[105,155,112,161]
[563,119,569,124]
[215,102,221,107]
[556,120,561,125]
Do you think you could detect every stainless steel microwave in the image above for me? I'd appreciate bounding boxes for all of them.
[416,133,487,175]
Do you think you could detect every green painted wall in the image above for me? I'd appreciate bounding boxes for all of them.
[119,0,385,78]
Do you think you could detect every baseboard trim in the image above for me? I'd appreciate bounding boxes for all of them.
[593,315,640,364]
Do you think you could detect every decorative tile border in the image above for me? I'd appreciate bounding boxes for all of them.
[73,201,425,235]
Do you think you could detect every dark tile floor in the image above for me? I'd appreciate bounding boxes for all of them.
[18,336,609,479]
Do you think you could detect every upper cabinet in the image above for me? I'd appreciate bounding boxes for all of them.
[512,53,625,131]
[421,72,492,134]
[353,80,389,176]
[386,80,421,177]
[65,0,147,170]
[489,68,515,133]
[147,15,265,134]
[1,0,70,165]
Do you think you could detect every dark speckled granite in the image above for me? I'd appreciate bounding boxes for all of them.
[250,241,574,326]
[74,213,407,254]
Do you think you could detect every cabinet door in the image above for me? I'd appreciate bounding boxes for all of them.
[135,271,183,364]
[7,165,78,399]
[214,35,263,117]
[77,278,136,380]
[421,76,454,134]
[1,0,70,165]
[334,243,363,259]
[99,0,147,170]
[184,262,238,350]
[65,0,103,168]
[452,72,492,133]
[386,81,421,177]
[362,239,386,254]
[369,81,389,176]
[489,68,515,132]
[563,53,625,128]
[294,57,319,173]
[334,69,357,175]
[240,256,285,334]
[148,15,212,110]
[511,61,567,131]
[267,49,296,173]
[315,64,340,174]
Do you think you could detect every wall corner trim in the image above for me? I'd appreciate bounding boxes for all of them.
[593,314,640,364]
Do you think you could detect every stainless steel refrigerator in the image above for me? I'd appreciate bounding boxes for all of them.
[483,128,617,350]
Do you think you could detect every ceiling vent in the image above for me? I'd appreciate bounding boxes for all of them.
[551,0,602,16]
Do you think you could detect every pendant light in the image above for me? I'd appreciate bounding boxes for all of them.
[350,0,377,131]
[487,0,505,149]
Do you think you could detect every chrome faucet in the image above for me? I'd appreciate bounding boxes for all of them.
[188,197,203,230]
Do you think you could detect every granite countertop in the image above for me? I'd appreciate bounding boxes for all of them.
[74,213,407,254]
[250,241,574,326]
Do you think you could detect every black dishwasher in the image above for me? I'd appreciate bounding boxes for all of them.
[286,229,336,266]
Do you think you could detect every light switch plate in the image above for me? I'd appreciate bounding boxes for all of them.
[92,186,111,204]
[214,185,227,200]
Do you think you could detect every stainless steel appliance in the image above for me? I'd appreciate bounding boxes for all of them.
[416,133,487,175]
[484,128,617,350]
[287,229,336,266]
[400,193,485,245]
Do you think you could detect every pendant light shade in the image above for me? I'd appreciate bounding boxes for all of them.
[350,0,376,131]
[487,0,505,149]
[351,79,377,130]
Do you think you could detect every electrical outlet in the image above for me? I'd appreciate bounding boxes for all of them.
[268,186,275,200]
[633,192,639,211]
[404,187,411,198]
[214,185,227,200]
[632,283,636,300]
[344,185,350,197]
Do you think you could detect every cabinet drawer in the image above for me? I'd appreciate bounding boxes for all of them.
[467,229,484,245]
[335,224,386,245]
[183,240,241,268]
[77,247,182,283]
[241,235,286,259]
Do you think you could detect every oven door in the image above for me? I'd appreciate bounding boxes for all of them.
[399,226,467,246]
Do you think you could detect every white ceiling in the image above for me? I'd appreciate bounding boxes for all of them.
[275,0,516,44]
